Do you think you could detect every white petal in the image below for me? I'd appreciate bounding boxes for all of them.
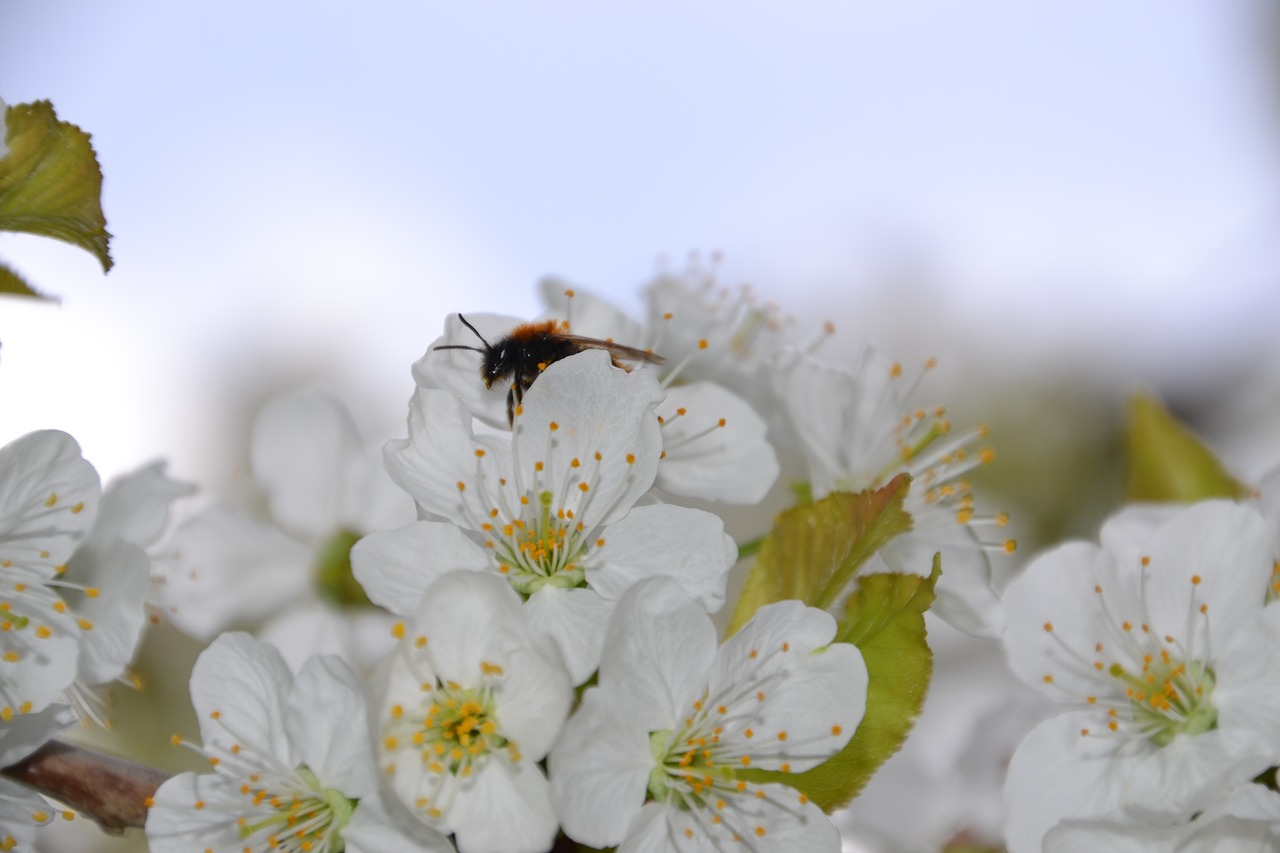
[1003,712,1124,853]
[488,644,572,761]
[145,772,247,852]
[1114,727,1268,821]
[351,522,489,616]
[257,600,393,673]
[597,578,717,731]
[152,505,314,639]
[94,460,195,549]
[1001,541,1127,699]
[1140,501,1271,649]
[616,803,678,853]
[0,611,79,716]
[549,689,652,848]
[0,430,99,572]
[448,759,559,853]
[287,654,380,798]
[64,538,149,685]
[512,350,663,529]
[1044,820,1179,853]
[411,571,527,683]
[770,348,901,495]
[521,584,613,686]
[1212,603,1280,758]
[590,504,735,612]
[343,797,455,853]
[383,387,514,525]
[654,381,779,504]
[1097,503,1181,558]
[0,703,74,766]
[1201,782,1280,822]
[189,633,296,768]
[710,601,866,771]
[250,390,368,539]
[0,776,52,850]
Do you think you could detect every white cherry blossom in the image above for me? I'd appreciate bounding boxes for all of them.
[1001,500,1280,853]
[153,390,413,670]
[358,351,736,683]
[550,577,867,852]
[377,571,572,853]
[0,431,98,721]
[769,346,1011,637]
[145,632,452,853]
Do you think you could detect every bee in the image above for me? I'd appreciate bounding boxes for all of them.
[434,315,664,426]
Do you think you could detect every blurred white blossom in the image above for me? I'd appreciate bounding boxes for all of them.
[153,390,413,670]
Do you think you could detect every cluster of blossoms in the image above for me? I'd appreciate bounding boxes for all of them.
[0,431,190,849]
[131,267,1012,852]
[8,263,1279,853]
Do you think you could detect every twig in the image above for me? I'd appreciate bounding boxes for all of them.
[1,739,170,833]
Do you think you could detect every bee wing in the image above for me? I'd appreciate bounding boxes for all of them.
[562,335,665,365]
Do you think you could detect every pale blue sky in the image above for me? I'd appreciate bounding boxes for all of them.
[2,0,1278,480]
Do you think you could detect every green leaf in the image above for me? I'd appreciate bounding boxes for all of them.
[727,474,914,635]
[0,261,52,300]
[1124,394,1248,501]
[743,556,939,811]
[0,100,112,272]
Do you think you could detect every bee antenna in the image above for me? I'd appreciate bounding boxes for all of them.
[455,314,492,348]
[433,314,492,353]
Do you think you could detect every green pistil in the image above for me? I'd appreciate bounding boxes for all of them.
[1110,659,1217,747]
[313,529,370,608]
[646,726,737,812]
[648,730,674,799]
[424,685,507,773]
[497,491,588,596]
[238,766,357,852]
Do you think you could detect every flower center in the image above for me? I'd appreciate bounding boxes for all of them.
[1110,656,1217,747]
[491,490,587,595]
[646,722,738,809]
[395,679,519,782]
[312,529,371,608]
[236,765,356,853]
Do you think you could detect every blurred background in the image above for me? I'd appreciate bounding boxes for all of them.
[3,1,1280,850]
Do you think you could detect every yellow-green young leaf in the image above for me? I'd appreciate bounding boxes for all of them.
[727,474,913,635]
[0,101,112,272]
[0,261,51,300]
[742,555,939,811]
[1125,395,1248,501]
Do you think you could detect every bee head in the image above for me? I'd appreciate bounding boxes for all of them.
[480,347,509,387]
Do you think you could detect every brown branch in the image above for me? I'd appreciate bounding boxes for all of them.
[1,739,170,833]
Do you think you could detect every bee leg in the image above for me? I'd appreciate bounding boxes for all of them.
[506,363,529,427]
